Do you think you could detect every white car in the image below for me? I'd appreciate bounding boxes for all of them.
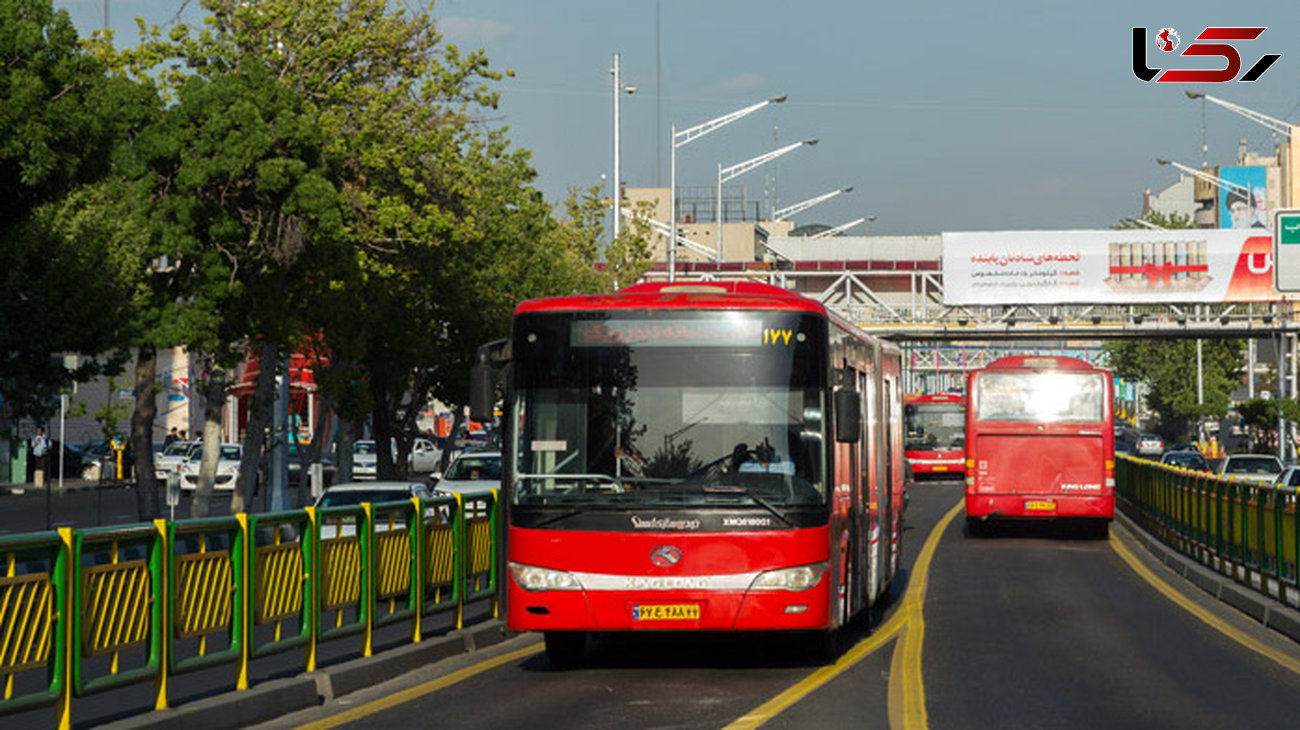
[353,437,441,480]
[1135,434,1165,456]
[433,450,501,494]
[314,481,438,538]
[155,440,201,482]
[1217,454,1283,486]
[180,443,243,491]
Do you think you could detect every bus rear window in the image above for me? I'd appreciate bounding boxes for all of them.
[975,371,1104,423]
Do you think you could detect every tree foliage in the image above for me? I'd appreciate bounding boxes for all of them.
[1106,339,1243,439]
[0,0,158,426]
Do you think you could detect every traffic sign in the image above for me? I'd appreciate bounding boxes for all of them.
[1275,209,1300,292]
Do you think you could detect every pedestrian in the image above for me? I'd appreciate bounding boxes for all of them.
[31,426,49,487]
[178,429,187,441]
[164,427,179,448]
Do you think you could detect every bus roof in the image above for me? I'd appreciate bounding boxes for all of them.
[981,355,1099,371]
[514,280,827,316]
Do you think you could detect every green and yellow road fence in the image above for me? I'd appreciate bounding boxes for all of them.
[0,490,500,728]
[1117,455,1298,605]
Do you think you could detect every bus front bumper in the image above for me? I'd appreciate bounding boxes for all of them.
[506,580,832,632]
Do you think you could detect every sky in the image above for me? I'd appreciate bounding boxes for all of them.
[56,0,1300,236]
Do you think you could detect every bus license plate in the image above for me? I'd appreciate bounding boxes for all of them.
[933,465,948,471]
[633,604,700,621]
[1024,500,1057,512]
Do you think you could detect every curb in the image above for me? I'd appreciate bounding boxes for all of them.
[99,619,508,729]
[1115,511,1300,646]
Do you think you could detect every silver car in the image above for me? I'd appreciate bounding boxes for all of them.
[433,451,501,494]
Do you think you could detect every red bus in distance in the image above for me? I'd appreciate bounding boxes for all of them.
[903,393,967,478]
[964,355,1114,536]
[475,281,906,665]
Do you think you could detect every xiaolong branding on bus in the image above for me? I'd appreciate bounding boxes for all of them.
[942,230,1295,305]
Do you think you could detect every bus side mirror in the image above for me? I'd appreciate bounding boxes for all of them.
[835,389,861,443]
[470,363,495,423]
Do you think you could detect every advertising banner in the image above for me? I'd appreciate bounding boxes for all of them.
[1219,166,1268,230]
[942,229,1291,304]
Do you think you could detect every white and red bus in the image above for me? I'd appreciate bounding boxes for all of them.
[473,281,906,664]
[903,392,967,478]
[964,355,1114,535]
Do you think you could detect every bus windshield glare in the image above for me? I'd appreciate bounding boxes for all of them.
[511,311,827,509]
[975,371,1105,423]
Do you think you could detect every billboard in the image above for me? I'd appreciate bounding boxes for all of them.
[942,230,1291,304]
[1219,166,1268,230]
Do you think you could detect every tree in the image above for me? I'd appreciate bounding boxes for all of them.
[97,0,624,488]
[0,0,157,429]
[1106,339,1243,440]
[122,66,341,515]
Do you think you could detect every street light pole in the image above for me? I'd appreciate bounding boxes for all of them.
[772,186,853,222]
[612,53,636,242]
[715,138,818,261]
[808,215,876,240]
[668,95,786,281]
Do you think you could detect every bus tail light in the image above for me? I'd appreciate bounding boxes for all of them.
[509,562,584,592]
[749,562,828,591]
[1105,458,1115,488]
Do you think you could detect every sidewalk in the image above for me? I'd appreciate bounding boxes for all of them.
[0,478,133,496]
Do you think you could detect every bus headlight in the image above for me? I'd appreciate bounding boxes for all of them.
[748,562,828,591]
[509,562,583,592]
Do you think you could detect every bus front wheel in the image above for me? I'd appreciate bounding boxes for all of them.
[544,631,586,667]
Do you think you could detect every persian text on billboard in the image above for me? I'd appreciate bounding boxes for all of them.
[941,230,1289,304]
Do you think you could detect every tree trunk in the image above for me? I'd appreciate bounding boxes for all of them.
[370,371,395,480]
[233,341,278,514]
[131,344,160,521]
[335,419,356,484]
[191,367,227,519]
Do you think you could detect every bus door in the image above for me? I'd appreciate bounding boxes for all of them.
[863,360,884,606]
[882,373,899,576]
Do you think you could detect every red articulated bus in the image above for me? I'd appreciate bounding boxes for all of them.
[903,393,967,479]
[474,281,906,665]
[964,355,1114,536]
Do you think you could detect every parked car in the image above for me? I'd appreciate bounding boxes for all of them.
[314,481,437,537]
[1217,454,1283,485]
[433,450,501,494]
[1274,466,1300,492]
[155,440,201,482]
[352,437,440,480]
[1160,450,1209,472]
[1135,434,1165,456]
[180,443,243,491]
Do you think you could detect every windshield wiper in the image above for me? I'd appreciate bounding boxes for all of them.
[702,485,793,527]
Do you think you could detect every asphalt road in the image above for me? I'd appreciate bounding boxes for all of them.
[255,479,1300,730]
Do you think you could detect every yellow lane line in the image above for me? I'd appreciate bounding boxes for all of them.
[1109,532,1300,677]
[296,641,545,730]
[888,500,961,730]
[728,499,964,730]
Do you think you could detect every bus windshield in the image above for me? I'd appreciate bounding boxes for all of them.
[905,403,965,451]
[975,371,1105,423]
[511,311,827,509]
